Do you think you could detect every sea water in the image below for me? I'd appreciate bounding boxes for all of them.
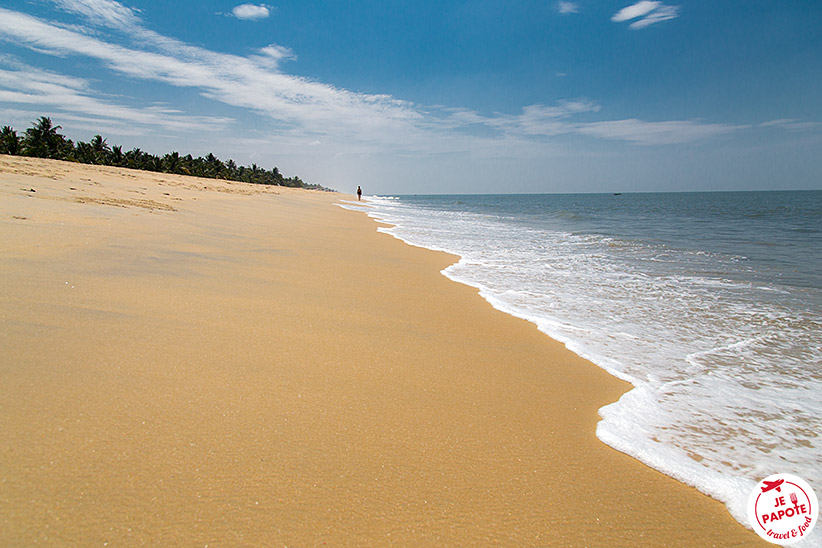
[341,191,822,530]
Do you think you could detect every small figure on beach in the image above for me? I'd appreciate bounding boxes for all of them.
[357,186,362,201]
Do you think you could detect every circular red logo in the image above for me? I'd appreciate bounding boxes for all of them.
[748,474,818,545]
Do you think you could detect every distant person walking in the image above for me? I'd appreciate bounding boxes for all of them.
[357,186,362,201]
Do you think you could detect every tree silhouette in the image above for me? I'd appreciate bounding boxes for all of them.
[110,145,124,166]
[0,126,20,155]
[23,117,68,159]
[1,116,327,190]
[90,135,111,164]
[163,151,181,174]
[75,141,96,164]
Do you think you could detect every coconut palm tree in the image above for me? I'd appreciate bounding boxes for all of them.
[75,141,96,164]
[225,158,238,179]
[8,115,320,189]
[90,134,110,164]
[110,145,124,166]
[163,151,181,173]
[203,152,224,178]
[124,147,143,169]
[0,126,20,155]
[22,117,67,159]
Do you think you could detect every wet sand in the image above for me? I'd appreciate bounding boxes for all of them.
[0,156,764,546]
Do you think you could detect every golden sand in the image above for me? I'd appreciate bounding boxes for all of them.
[0,156,764,546]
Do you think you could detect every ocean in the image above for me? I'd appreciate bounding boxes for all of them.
[342,191,822,530]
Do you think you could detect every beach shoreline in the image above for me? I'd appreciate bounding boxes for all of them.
[0,156,765,546]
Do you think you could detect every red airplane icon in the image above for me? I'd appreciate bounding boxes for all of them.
[761,479,784,493]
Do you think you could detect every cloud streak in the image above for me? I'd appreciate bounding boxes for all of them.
[49,0,141,29]
[575,119,743,145]
[0,59,234,134]
[440,102,742,145]
[0,2,741,153]
[612,1,680,29]
[0,7,420,140]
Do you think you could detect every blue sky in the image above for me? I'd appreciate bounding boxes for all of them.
[0,0,820,194]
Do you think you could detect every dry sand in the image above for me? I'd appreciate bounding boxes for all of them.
[0,156,764,546]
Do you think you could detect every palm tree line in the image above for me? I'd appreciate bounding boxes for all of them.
[0,117,327,190]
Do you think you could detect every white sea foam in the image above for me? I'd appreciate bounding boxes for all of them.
[349,194,822,538]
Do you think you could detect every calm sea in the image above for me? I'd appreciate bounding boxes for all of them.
[343,191,822,528]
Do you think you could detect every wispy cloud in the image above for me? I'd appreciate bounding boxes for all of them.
[443,102,743,145]
[0,7,420,142]
[489,100,602,136]
[612,1,680,29]
[49,0,141,29]
[250,44,296,69]
[557,2,579,15]
[612,1,658,22]
[0,2,743,152]
[575,119,744,145]
[0,58,234,134]
[429,100,741,146]
[231,4,270,21]
[760,119,821,131]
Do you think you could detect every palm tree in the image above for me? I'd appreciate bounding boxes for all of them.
[22,117,67,159]
[163,151,181,173]
[0,126,20,155]
[145,154,162,172]
[7,115,319,189]
[110,145,124,166]
[90,134,111,164]
[179,154,193,175]
[204,152,224,178]
[225,158,238,179]
[124,147,143,169]
[77,141,100,164]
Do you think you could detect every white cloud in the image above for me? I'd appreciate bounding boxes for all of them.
[628,4,680,29]
[612,1,680,29]
[493,100,602,135]
[231,4,270,20]
[557,2,579,15]
[612,1,659,22]
[0,7,427,150]
[760,119,821,131]
[49,0,141,29]
[250,44,296,69]
[431,101,740,146]
[0,3,744,155]
[575,119,744,145]
[0,60,234,134]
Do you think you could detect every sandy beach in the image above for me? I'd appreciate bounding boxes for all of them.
[0,156,764,546]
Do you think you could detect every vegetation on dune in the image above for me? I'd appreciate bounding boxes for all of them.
[0,117,328,190]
